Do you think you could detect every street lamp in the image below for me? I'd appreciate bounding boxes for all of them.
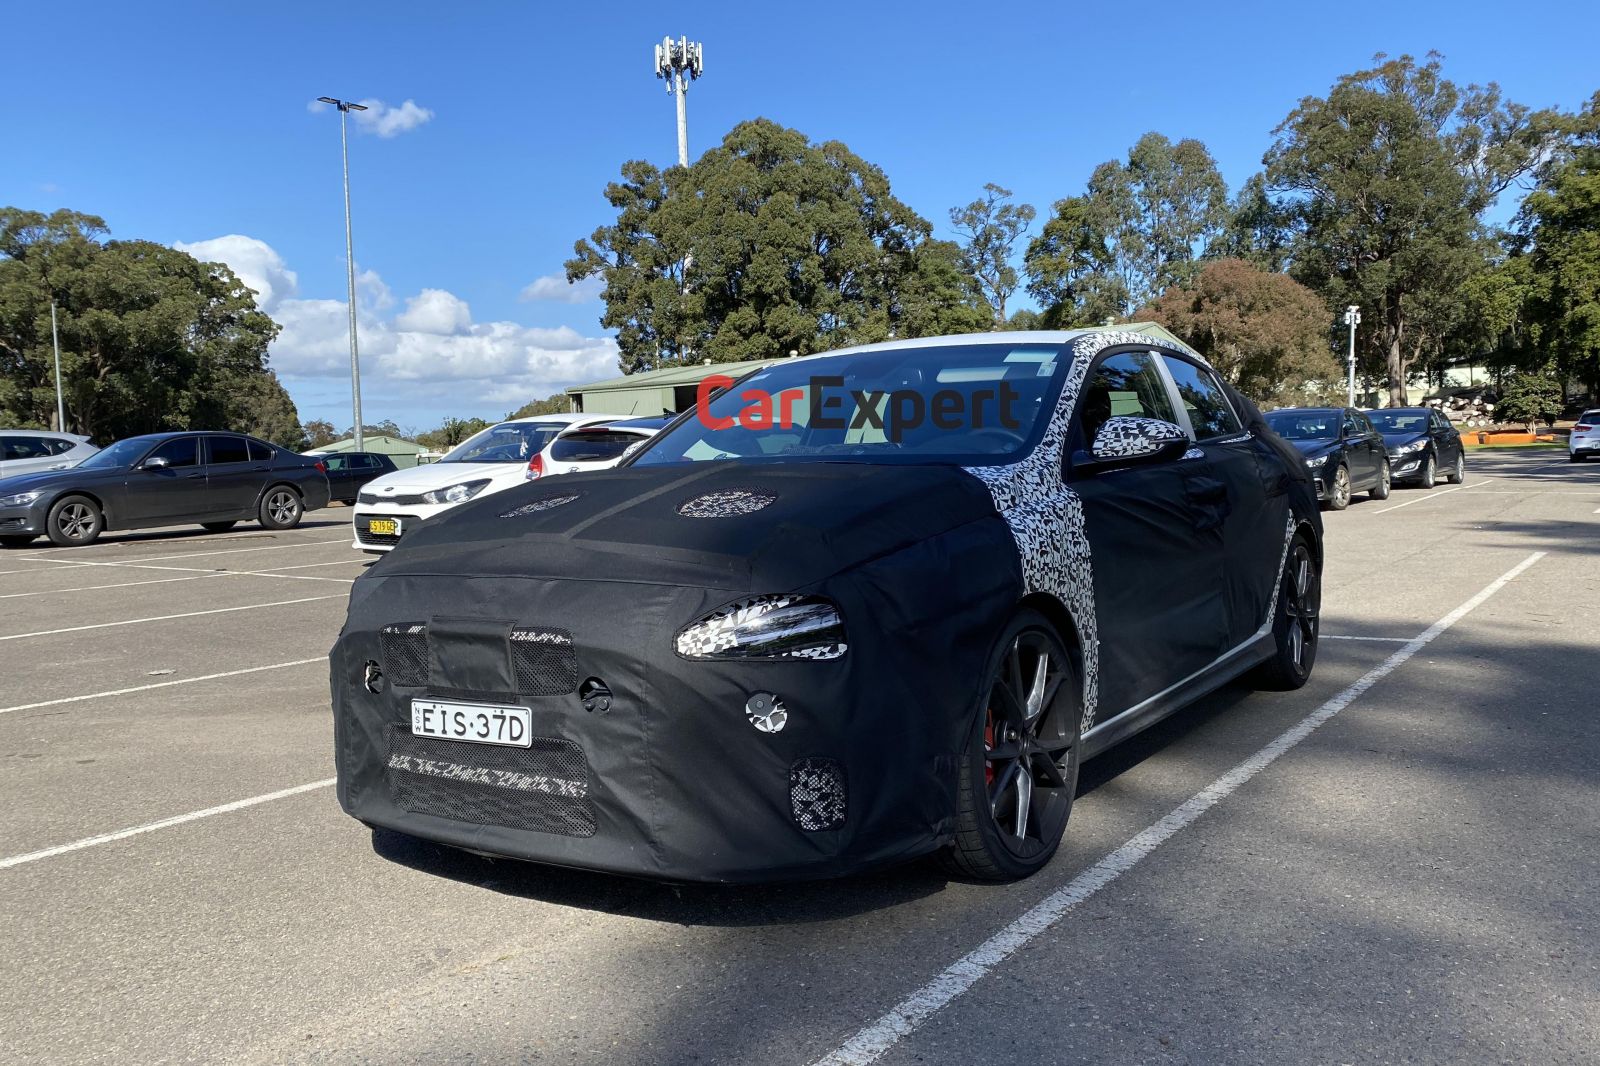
[318,96,369,450]
[1342,305,1361,408]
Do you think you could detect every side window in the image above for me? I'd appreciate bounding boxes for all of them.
[1342,413,1361,438]
[323,456,347,471]
[3,436,49,460]
[206,435,250,465]
[45,437,77,455]
[1079,351,1180,445]
[247,439,274,462]
[147,438,199,468]
[1160,357,1242,440]
[351,454,375,469]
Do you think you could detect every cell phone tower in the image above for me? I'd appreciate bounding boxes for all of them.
[653,36,704,167]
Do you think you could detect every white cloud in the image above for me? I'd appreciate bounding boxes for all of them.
[520,273,604,304]
[174,235,299,311]
[177,235,618,422]
[353,98,434,138]
[395,288,471,335]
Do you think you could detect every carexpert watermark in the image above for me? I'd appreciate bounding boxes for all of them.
[696,374,1023,443]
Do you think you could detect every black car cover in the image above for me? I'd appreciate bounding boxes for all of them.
[330,331,1321,882]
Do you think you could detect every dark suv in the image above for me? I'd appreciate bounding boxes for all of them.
[0,431,331,547]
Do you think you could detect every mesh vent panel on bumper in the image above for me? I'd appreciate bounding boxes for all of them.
[379,623,577,695]
[386,727,596,838]
[790,758,847,832]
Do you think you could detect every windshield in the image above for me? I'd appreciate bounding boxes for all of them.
[76,438,153,469]
[1366,410,1429,433]
[631,342,1071,468]
[1265,411,1339,441]
[440,422,565,464]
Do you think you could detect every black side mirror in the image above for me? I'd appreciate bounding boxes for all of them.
[1073,416,1190,476]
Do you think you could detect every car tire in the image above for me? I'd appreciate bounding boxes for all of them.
[45,495,104,547]
[0,534,37,548]
[1247,533,1320,692]
[1323,465,1351,510]
[1444,452,1466,484]
[201,521,238,533]
[945,609,1080,882]
[1418,453,1437,489]
[1369,460,1391,500]
[258,486,303,530]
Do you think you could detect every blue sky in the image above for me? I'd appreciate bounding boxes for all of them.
[4,0,1597,433]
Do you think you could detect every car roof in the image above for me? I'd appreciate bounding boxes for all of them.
[606,416,672,430]
[0,429,90,441]
[1268,407,1343,415]
[499,413,590,425]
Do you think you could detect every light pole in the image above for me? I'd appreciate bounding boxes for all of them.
[50,301,66,431]
[653,36,704,167]
[1343,305,1361,408]
[318,96,369,450]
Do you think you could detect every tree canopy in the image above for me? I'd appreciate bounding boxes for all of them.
[949,183,1035,324]
[0,207,303,445]
[1264,53,1557,405]
[567,119,990,371]
[1026,133,1227,326]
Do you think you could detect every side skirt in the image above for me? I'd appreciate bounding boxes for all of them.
[1080,630,1277,761]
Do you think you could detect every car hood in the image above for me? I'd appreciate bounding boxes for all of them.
[361,461,525,495]
[1287,439,1340,460]
[0,467,119,495]
[1379,432,1427,451]
[362,460,1002,592]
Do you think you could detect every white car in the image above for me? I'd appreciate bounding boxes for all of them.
[1570,408,1600,462]
[530,416,672,479]
[0,431,98,479]
[351,414,613,552]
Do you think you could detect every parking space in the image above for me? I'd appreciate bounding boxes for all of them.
[1,451,1595,1065]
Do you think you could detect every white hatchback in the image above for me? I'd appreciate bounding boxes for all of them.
[529,416,673,480]
[1571,409,1600,462]
[0,431,98,478]
[351,414,613,553]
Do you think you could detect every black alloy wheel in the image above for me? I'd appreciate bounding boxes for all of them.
[1325,465,1351,511]
[46,495,103,547]
[947,610,1081,881]
[1369,460,1392,500]
[1249,535,1321,691]
[258,486,303,530]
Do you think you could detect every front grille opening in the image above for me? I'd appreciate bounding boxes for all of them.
[510,627,577,695]
[790,757,847,832]
[380,623,428,687]
[386,727,596,838]
[378,623,577,695]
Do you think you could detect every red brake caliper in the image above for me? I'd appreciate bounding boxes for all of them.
[983,709,996,786]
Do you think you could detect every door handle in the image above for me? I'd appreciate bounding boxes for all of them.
[185,472,205,479]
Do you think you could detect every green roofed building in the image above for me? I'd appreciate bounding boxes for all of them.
[564,324,1193,416]
[307,434,429,468]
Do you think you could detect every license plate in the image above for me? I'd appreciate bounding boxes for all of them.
[411,699,533,748]
[368,517,401,536]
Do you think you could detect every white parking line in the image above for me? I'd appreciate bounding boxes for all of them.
[10,538,349,566]
[0,595,343,641]
[811,550,1546,1066]
[0,778,336,871]
[1372,482,1487,514]
[1320,634,1412,643]
[0,658,326,716]
[0,572,224,599]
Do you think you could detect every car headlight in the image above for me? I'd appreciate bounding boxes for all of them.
[1303,454,1328,469]
[1391,439,1428,456]
[420,479,491,505]
[675,595,848,660]
[0,490,43,507]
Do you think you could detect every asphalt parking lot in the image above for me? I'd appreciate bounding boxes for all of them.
[2,451,1596,1066]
